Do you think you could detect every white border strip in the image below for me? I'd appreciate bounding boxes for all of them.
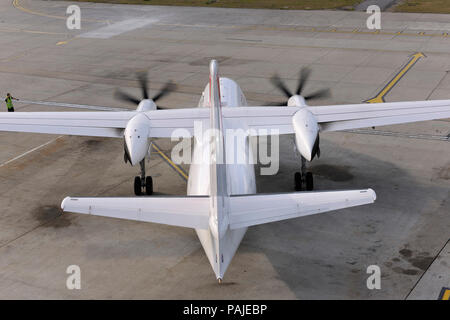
[0,136,63,168]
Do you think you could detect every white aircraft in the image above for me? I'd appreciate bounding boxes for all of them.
[1,60,449,282]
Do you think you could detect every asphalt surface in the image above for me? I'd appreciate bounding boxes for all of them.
[0,1,449,299]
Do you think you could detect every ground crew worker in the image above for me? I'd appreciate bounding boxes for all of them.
[5,93,18,112]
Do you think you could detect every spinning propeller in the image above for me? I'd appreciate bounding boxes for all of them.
[114,71,177,109]
[270,67,330,106]
[117,72,177,167]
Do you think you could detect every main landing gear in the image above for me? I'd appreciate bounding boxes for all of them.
[134,159,153,196]
[294,156,314,191]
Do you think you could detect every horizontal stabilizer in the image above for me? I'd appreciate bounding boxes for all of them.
[61,196,210,229]
[229,189,376,229]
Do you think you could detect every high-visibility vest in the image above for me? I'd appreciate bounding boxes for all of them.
[5,97,13,109]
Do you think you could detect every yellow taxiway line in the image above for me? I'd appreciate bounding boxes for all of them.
[366,52,425,103]
[151,142,189,181]
[440,288,450,300]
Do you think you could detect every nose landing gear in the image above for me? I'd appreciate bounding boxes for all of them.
[134,159,153,196]
[294,156,314,191]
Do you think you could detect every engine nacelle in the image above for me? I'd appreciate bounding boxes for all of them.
[292,108,320,161]
[124,113,150,166]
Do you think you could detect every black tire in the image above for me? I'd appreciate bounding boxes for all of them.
[145,176,153,195]
[294,172,302,191]
[305,172,313,191]
[134,176,142,196]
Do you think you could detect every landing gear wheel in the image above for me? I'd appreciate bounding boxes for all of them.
[294,172,302,191]
[134,176,142,196]
[145,176,153,195]
[305,172,313,191]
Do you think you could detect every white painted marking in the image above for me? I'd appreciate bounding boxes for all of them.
[17,100,128,112]
[0,136,63,168]
[78,18,157,39]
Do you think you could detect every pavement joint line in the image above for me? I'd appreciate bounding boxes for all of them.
[0,135,63,169]
[404,238,450,300]
[0,214,58,250]
[156,22,450,38]
[95,34,444,55]
[426,70,450,100]
[365,52,425,103]
[152,142,188,181]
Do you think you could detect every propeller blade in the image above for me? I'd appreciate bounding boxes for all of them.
[270,75,292,98]
[114,90,140,105]
[296,67,311,95]
[304,88,330,101]
[137,72,149,100]
[152,81,177,102]
[124,141,131,164]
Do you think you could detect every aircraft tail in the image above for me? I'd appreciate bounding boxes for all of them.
[208,60,228,239]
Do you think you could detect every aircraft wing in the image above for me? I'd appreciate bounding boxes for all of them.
[221,100,450,134]
[146,108,209,137]
[61,196,210,229]
[0,111,137,137]
[310,99,450,132]
[222,106,298,134]
[1,100,448,138]
[228,189,376,229]
[0,108,209,138]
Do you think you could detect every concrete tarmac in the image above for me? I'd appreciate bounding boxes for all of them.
[0,1,449,299]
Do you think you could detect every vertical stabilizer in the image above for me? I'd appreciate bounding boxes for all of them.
[208,60,229,279]
[208,60,228,219]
